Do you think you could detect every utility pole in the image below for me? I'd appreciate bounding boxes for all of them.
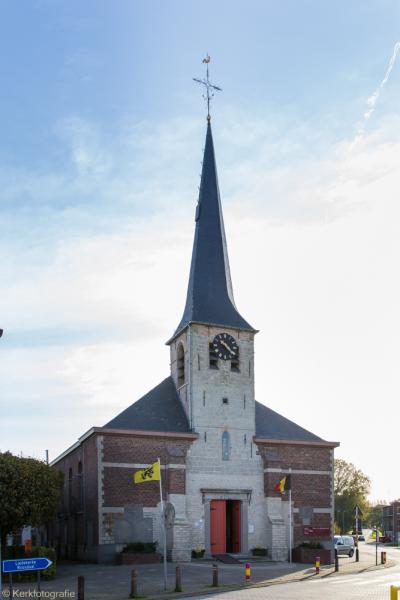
[355,505,359,562]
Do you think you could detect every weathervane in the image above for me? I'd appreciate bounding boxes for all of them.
[193,55,222,121]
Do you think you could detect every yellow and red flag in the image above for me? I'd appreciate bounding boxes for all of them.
[274,474,291,493]
[134,460,161,484]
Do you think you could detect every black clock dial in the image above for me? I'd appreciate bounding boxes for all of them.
[212,333,238,360]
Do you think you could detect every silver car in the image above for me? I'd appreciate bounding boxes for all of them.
[334,535,355,557]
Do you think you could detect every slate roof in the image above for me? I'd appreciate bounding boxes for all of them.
[171,122,255,341]
[104,376,190,433]
[255,401,323,442]
[104,376,323,443]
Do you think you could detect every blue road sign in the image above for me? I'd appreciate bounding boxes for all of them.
[2,557,52,573]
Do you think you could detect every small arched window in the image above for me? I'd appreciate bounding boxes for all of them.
[222,431,230,461]
[177,343,185,386]
[78,461,83,507]
[68,467,73,510]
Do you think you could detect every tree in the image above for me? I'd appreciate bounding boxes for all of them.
[365,502,386,529]
[0,452,64,548]
[334,459,371,534]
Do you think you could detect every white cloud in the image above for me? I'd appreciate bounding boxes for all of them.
[1,111,399,500]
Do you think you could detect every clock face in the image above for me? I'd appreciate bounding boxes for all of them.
[212,333,238,360]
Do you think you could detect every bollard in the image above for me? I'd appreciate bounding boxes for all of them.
[355,546,359,562]
[77,575,85,600]
[334,549,339,572]
[381,551,387,564]
[130,570,138,598]
[245,562,251,583]
[212,563,219,587]
[175,565,182,593]
[390,585,400,600]
[315,556,320,575]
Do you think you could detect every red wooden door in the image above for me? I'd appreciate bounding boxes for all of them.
[210,500,226,554]
[232,500,241,553]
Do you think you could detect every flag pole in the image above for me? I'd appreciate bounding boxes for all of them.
[158,457,168,591]
[288,469,292,564]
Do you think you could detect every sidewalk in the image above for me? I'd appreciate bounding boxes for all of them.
[3,554,395,600]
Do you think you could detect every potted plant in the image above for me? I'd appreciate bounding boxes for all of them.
[292,541,331,565]
[251,545,268,557]
[191,545,206,559]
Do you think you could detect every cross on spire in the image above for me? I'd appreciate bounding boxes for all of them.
[193,55,222,121]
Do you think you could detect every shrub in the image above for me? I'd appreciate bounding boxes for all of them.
[4,546,56,581]
[251,545,267,556]
[122,542,158,554]
[297,541,323,550]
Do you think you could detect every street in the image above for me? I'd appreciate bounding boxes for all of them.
[196,544,400,600]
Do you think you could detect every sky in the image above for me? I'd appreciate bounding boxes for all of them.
[0,0,400,502]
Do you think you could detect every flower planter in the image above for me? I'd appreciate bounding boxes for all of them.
[191,550,205,559]
[251,548,267,557]
[292,548,332,565]
[117,552,162,565]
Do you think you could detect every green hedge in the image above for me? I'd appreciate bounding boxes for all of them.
[122,542,158,554]
[4,546,56,581]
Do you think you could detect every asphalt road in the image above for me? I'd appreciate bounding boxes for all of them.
[197,543,400,600]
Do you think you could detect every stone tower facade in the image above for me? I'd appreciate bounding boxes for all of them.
[169,323,266,556]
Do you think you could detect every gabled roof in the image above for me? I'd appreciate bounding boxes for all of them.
[170,122,255,341]
[104,376,190,433]
[255,401,323,442]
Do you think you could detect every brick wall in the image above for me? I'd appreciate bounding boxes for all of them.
[257,441,334,547]
[51,434,99,558]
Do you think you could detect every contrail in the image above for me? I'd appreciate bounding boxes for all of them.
[328,42,400,204]
[356,41,400,141]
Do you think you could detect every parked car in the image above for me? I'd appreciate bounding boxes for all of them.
[358,534,365,541]
[334,535,355,557]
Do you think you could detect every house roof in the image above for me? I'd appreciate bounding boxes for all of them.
[104,376,190,433]
[170,121,255,342]
[255,401,323,442]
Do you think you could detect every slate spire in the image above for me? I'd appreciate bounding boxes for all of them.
[171,121,255,340]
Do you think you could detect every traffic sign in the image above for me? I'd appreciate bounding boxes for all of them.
[2,558,52,573]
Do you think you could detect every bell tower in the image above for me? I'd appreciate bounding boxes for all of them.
[167,115,262,555]
[167,118,257,442]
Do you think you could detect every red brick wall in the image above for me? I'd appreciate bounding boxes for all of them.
[101,433,193,507]
[256,442,333,546]
[102,435,189,465]
[52,435,99,555]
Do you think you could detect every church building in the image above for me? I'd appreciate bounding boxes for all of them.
[51,114,339,564]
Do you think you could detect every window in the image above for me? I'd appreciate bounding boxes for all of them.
[231,347,240,371]
[209,342,218,369]
[222,431,230,461]
[222,397,229,405]
[78,461,83,508]
[177,343,185,386]
[68,467,73,512]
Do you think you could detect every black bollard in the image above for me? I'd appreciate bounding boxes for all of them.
[334,549,339,572]
[212,563,219,587]
[356,547,359,562]
[175,565,182,593]
[130,569,138,598]
[77,575,85,600]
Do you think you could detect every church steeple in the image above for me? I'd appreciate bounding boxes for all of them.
[170,121,256,341]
